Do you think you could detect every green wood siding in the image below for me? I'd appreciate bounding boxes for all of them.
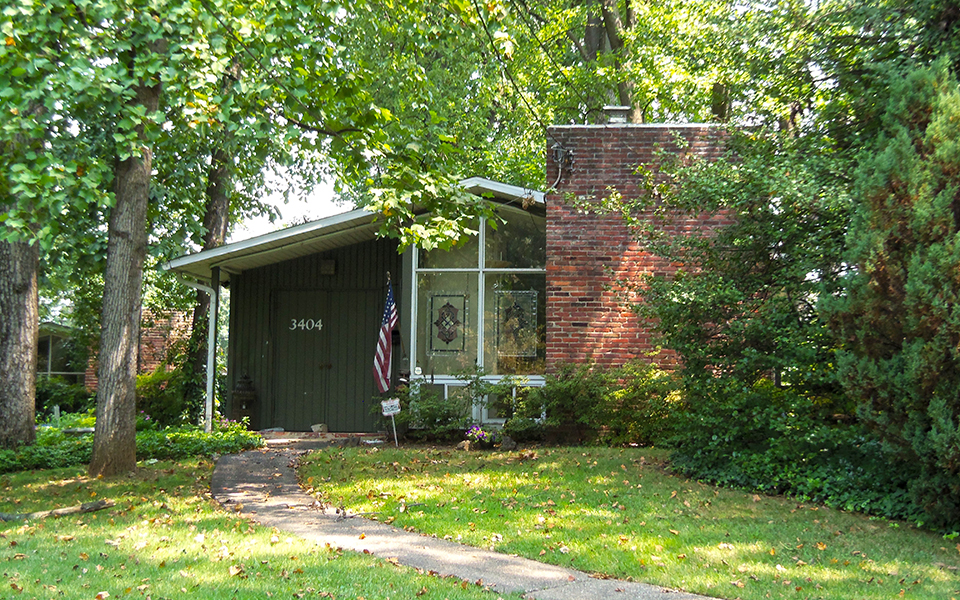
[226,238,402,432]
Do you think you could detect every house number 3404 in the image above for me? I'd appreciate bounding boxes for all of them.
[289,319,323,331]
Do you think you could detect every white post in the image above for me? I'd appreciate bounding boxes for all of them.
[176,276,217,433]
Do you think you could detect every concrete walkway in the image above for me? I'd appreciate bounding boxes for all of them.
[211,446,714,600]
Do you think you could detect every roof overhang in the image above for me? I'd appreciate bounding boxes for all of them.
[163,177,544,284]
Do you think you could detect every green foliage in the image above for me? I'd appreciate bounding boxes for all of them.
[591,361,681,446]
[525,363,605,439]
[518,362,678,446]
[135,366,193,428]
[669,380,921,522]
[0,413,261,474]
[500,415,543,443]
[628,130,851,401]
[386,383,470,442]
[826,63,960,529]
[134,421,263,461]
[34,377,94,419]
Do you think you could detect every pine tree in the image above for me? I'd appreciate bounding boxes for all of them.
[830,63,960,527]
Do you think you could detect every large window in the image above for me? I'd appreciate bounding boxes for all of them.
[412,204,546,392]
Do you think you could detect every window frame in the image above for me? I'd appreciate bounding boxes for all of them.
[408,209,546,424]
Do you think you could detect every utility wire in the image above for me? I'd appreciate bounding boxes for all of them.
[468,0,565,148]
[508,0,600,116]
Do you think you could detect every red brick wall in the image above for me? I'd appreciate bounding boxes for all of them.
[84,309,192,390]
[545,124,727,371]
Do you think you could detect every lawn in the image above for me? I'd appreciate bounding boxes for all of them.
[0,459,516,600]
[298,446,960,600]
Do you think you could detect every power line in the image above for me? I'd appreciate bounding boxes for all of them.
[468,0,566,149]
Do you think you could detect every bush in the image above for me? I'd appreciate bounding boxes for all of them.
[521,364,607,431]
[135,418,263,460]
[0,413,263,474]
[668,380,921,523]
[35,377,95,420]
[384,383,470,442]
[518,362,679,446]
[502,415,544,443]
[136,366,193,428]
[591,361,680,445]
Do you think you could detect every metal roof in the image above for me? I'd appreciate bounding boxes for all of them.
[163,177,544,284]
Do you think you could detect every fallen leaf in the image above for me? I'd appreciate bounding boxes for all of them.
[229,565,244,577]
[95,592,109,600]
[358,533,366,540]
[816,542,827,551]
[669,529,679,536]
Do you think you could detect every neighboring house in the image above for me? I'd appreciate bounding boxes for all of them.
[165,122,724,433]
[40,310,192,391]
[37,322,86,386]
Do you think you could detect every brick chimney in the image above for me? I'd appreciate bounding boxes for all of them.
[544,124,726,371]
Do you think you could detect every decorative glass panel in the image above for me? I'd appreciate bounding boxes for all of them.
[483,273,546,375]
[495,290,537,357]
[429,293,467,354]
[416,272,478,374]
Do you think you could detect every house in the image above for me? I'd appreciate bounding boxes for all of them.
[165,123,724,433]
[37,322,86,386]
[38,310,192,391]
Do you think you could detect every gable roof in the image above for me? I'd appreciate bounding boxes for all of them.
[164,177,544,284]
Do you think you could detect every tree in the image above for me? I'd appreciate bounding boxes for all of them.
[0,1,115,448]
[0,239,38,448]
[827,64,960,527]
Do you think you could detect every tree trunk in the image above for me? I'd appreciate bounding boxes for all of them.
[600,0,642,122]
[185,145,231,413]
[89,74,161,477]
[0,238,38,448]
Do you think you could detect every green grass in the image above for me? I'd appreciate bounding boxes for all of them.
[0,459,517,600]
[299,446,960,600]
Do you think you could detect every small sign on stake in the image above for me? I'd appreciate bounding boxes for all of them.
[381,398,401,446]
[381,398,401,417]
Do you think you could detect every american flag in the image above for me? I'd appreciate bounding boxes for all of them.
[373,281,398,393]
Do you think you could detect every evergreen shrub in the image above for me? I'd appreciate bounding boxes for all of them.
[669,380,921,522]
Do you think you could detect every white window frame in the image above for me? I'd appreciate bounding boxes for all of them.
[408,215,546,424]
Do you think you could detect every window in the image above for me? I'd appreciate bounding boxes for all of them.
[411,204,546,418]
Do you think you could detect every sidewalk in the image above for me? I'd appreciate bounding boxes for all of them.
[211,446,714,600]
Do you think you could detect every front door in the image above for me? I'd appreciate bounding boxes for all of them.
[270,288,386,432]
[272,290,331,430]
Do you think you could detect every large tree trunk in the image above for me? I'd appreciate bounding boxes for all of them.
[89,74,161,477]
[0,238,38,448]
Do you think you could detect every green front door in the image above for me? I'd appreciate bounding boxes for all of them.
[272,290,331,430]
[271,289,385,432]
